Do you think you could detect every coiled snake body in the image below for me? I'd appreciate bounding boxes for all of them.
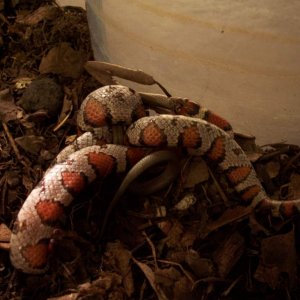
[10,85,300,274]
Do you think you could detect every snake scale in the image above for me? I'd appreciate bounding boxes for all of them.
[10,85,300,274]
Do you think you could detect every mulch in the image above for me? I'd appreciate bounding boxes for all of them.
[0,1,300,299]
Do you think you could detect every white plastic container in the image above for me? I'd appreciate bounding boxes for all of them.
[86,0,300,144]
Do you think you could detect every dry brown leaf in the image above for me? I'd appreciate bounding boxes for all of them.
[165,221,184,248]
[83,63,116,86]
[15,135,45,155]
[17,6,62,26]
[155,267,181,287]
[132,257,169,300]
[53,96,73,132]
[47,293,78,300]
[205,206,253,235]
[234,132,257,153]
[213,232,245,278]
[154,267,181,298]
[87,272,122,291]
[5,170,20,188]
[185,250,215,278]
[22,173,35,193]
[183,157,209,188]
[173,276,194,300]
[85,61,156,85]
[39,43,84,78]
[0,223,11,251]
[0,89,12,101]
[265,161,281,179]
[180,229,197,248]
[0,223,11,242]
[48,272,124,299]
[290,173,300,198]
[249,214,271,235]
[104,242,134,297]
[254,225,297,289]
[0,90,24,122]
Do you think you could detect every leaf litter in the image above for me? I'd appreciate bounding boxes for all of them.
[0,1,300,300]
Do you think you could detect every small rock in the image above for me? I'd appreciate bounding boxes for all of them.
[17,78,63,117]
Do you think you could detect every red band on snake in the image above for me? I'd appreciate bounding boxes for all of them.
[10,85,300,274]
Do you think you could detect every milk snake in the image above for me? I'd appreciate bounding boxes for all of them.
[10,85,300,274]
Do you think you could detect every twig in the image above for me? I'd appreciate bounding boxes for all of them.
[207,166,230,206]
[157,259,195,285]
[258,145,290,162]
[2,122,22,161]
[143,231,158,270]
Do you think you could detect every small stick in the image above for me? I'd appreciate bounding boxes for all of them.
[143,231,158,270]
[207,166,230,206]
[157,259,195,285]
[2,122,22,161]
[2,122,32,171]
[139,92,174,109]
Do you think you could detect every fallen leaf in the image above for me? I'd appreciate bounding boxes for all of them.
[0,89,24,122]
[265,161,281,179]
[290,173,300,198]
[39,43,84,78]
[213,232,245,278]
[254,225,297,289]
[183,157,209,188]
[17,6,62,25]
[85,61,156,85]
[0,223,11,250]
[180,229,197,248]
[0,223,11,242]
[90,272,122,290]
[165,221,184,248]
[154,267,182,298]
[234,132,258,153]
[48,272,123,299]
[205,206,252,235]
[132,257,169,300]
[47,294,78,300]
[104,242,135,297]
[185,250,215,278]
[173,276,194,300]
[155,267,181,287]
[15,135,45,154]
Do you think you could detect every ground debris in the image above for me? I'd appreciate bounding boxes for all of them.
[39,42,85,78]
[254,225,297,289]
[0,2,300,300]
